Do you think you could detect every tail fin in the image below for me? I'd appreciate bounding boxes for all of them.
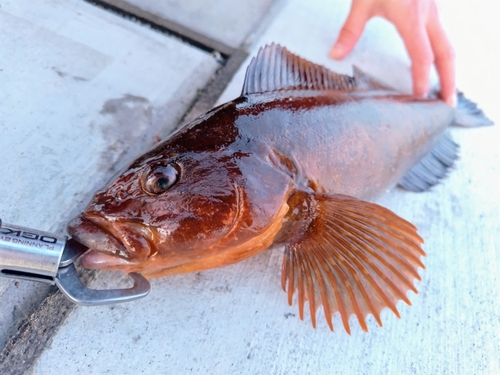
[453,92,493,127]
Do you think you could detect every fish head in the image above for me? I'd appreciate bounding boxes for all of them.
[68,150,247,274]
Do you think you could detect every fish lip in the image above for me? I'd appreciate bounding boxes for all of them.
[67,214,127,257]
[68,213,155,262]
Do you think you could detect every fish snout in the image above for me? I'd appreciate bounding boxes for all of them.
[67,214,128,258]
[68,213,156,263]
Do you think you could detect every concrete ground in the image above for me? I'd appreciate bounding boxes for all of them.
[1,0,499,374]
[0,0,222,354]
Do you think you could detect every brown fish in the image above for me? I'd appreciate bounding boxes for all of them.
[68,44,492,332]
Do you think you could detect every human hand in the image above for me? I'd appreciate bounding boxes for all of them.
[330,0,456,106]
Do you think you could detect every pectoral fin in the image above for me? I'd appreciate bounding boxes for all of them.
[280,192,424,333]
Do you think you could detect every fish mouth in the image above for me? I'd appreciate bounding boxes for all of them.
[67,213,156,270]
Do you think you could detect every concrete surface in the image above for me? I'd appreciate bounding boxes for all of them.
[108,0,278,49]
[4,0,500,374]
[0,0,219,350]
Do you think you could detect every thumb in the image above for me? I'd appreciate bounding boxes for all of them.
[330,6,370,60]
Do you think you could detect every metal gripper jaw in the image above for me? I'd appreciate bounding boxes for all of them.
[0,218,150,306]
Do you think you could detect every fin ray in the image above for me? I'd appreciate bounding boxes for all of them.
[323,237,383,329]
[280,193,424,332]
[319,238,387,327]
[332,215,426,272]
[453,91,493,127]
[242,44,391,95]
[309,245,335,330]
[320,246,352,333]
[322,224,408,316]
[325,220,420,294]
[303,245,318,328]
[399,133,459,192]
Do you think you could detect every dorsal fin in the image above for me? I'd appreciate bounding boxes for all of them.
[352,65,394,91]
[241,43,392,95]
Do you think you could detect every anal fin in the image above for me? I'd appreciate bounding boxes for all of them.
[279,192,425,333]
[399,133,458,192]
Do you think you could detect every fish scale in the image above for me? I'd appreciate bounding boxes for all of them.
[68,44,492,332]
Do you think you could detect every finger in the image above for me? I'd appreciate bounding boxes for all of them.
[426,3,456,106]
[394,18,434,97]
[330,1,371,60]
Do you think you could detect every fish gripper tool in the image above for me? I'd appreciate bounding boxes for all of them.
[0,218,150,305]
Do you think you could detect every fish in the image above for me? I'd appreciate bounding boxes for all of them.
[68,44,492,332]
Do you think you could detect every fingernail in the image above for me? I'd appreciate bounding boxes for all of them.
[445,93,457,107]
[329,44,346,60]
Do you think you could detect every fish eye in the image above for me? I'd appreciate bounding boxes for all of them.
[141,163,180,195]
